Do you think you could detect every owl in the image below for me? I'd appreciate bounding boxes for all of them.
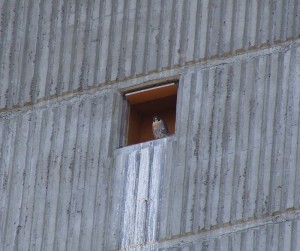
[152,116,169,139]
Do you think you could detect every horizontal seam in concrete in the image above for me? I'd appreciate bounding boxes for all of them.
[125,208,300,251]
[1,38,300,120]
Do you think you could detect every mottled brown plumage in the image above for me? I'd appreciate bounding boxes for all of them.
[152,116,169,139]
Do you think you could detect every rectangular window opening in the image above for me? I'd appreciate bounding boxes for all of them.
[120,81,178,146]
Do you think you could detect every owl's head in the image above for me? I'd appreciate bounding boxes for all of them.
[153,116,161,122]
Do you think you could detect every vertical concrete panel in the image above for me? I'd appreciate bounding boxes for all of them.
[169,73,192,236]
[54,105,79,249]
[44,0,63,98]
[105,152,126,250]
[134,147,150,244]
[2,115,28,250]
[17,0,40,106]
[184,73,201,233]
[121,150,139,248]
[6,0,27,108]
[147,144,163,242]
[32,0,53,102]
[87,0,103,86]
[158,139,176,240]
[184,0,198,62]
[167,0,182,68]
[29,109,53,251]
[118,0,134,80]
[68,0,88,91]
[156,0,172,71]
[91,93,119,250]
[109,0,125,81]
[63,101,90,251]
[0,0,11,108]
[41,106,67,251]
[55,0,75,95]
[77,100,101,251]
[15,111,43,251]
[0,119,15,250]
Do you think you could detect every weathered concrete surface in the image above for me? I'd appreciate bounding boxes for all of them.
[1,0,300,250]
[0,0,299,109]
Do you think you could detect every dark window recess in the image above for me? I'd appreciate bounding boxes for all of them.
[122,82,178,146]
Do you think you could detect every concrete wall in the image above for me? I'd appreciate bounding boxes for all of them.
[1,0,300,250]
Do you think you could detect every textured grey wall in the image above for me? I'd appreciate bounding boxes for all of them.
[1,0,300,250]
[1,0,299,109]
